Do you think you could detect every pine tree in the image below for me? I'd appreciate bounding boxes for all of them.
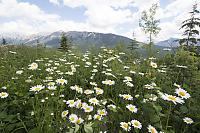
[59,32,71,51]
[179,2,200,46]
[127,32,139,52]
[36,40,41,48]
[139,3,161,56]
[2,38,7,45]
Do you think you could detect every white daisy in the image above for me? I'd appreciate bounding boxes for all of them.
[126,104,137,113]
[48,86,57,90]
[75,86,83,94]
[67,100,76,108]
[144,84,154,89]
[150,62,157,68]
[175,88,190,99]
[76,117,84,124]
[89,98,99,105]
[61,110,68,118]
[107,104,116,109]
[0,92,9,98]
[97,109,107,116]
[131,120,142,129]
[69,114,78,123]
[148,125,158,133]
[107,80,115,85]
[94,114,102,120]
[75,100,82,109]
[121,94,133,100]
[183,117,194,124]
[90,82,97,86]
[149,94,158,101]
[56,78,67,85]
[83,105,94,113]
[84,90,94,95]
[30,85,44,92]
[126,82,134,87]
[130,70,136,74]
[16,70,23,74]
[120,122,131,131]
[124,76,132,82]
[161,93,184,104]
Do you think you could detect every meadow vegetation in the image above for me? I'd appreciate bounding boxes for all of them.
[0,44,199,133]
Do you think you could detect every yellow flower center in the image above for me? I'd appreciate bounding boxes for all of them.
[86,90,90,93]
[1,94,6,96]
[186,120,191,122]
[150,128,155,133]
[60,80,64,82]
[78,103,82,107]
[153,64,156,66]
[134,122,139,127]
[33,64,37,66]
[130,107,134,111]
[125,96,130,99]
[92,99,96,102]
[123,124,128,128]
[86,107,90,110]
[63,112,67,115]
[71,117,75,121]
[109,82,112,84]
[100,111,104,115]
[77,119,80,123]
[97,115,101,120]
[168,96,176,100]
[35,88,41,91]
[179,92,186,96]
[70,101,74,104]
[77,88,81,91]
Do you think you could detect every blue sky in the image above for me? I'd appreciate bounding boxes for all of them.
[0,0,199,42]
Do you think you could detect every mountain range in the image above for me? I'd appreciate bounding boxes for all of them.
[0,31,180,50]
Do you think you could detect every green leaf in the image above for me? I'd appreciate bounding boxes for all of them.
[154,86,161,90]
[74,124,80,133]
[28,127,40,133]
[144,94,151,98]
[153,104,162,113]
[84,124,93,133]
[180,106,188,113]
[66,128,75,133]
[150,115,160,123]
[108,106,117,112]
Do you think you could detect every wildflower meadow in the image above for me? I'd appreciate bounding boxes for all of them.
[0,45,200,133]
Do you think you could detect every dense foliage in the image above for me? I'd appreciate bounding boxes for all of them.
[0,44,199,133]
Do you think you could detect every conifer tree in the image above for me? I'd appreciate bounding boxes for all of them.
[59,32,71,51]
[179,2,200,46]
[2,38,7,45]
[127,32,139,52]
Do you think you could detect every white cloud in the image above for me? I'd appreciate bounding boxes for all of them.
[0,0,198,42]
[63,0,133,29]
[165,0,196,17]
[49,0,60,5]
[0,0,59,21]
[132,0,160,11]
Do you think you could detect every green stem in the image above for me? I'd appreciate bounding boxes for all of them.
[182,125,188,133]
[17,114,28,133]
[165,103,172,131]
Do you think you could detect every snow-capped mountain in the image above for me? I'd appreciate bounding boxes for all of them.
[0,31,134,48]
